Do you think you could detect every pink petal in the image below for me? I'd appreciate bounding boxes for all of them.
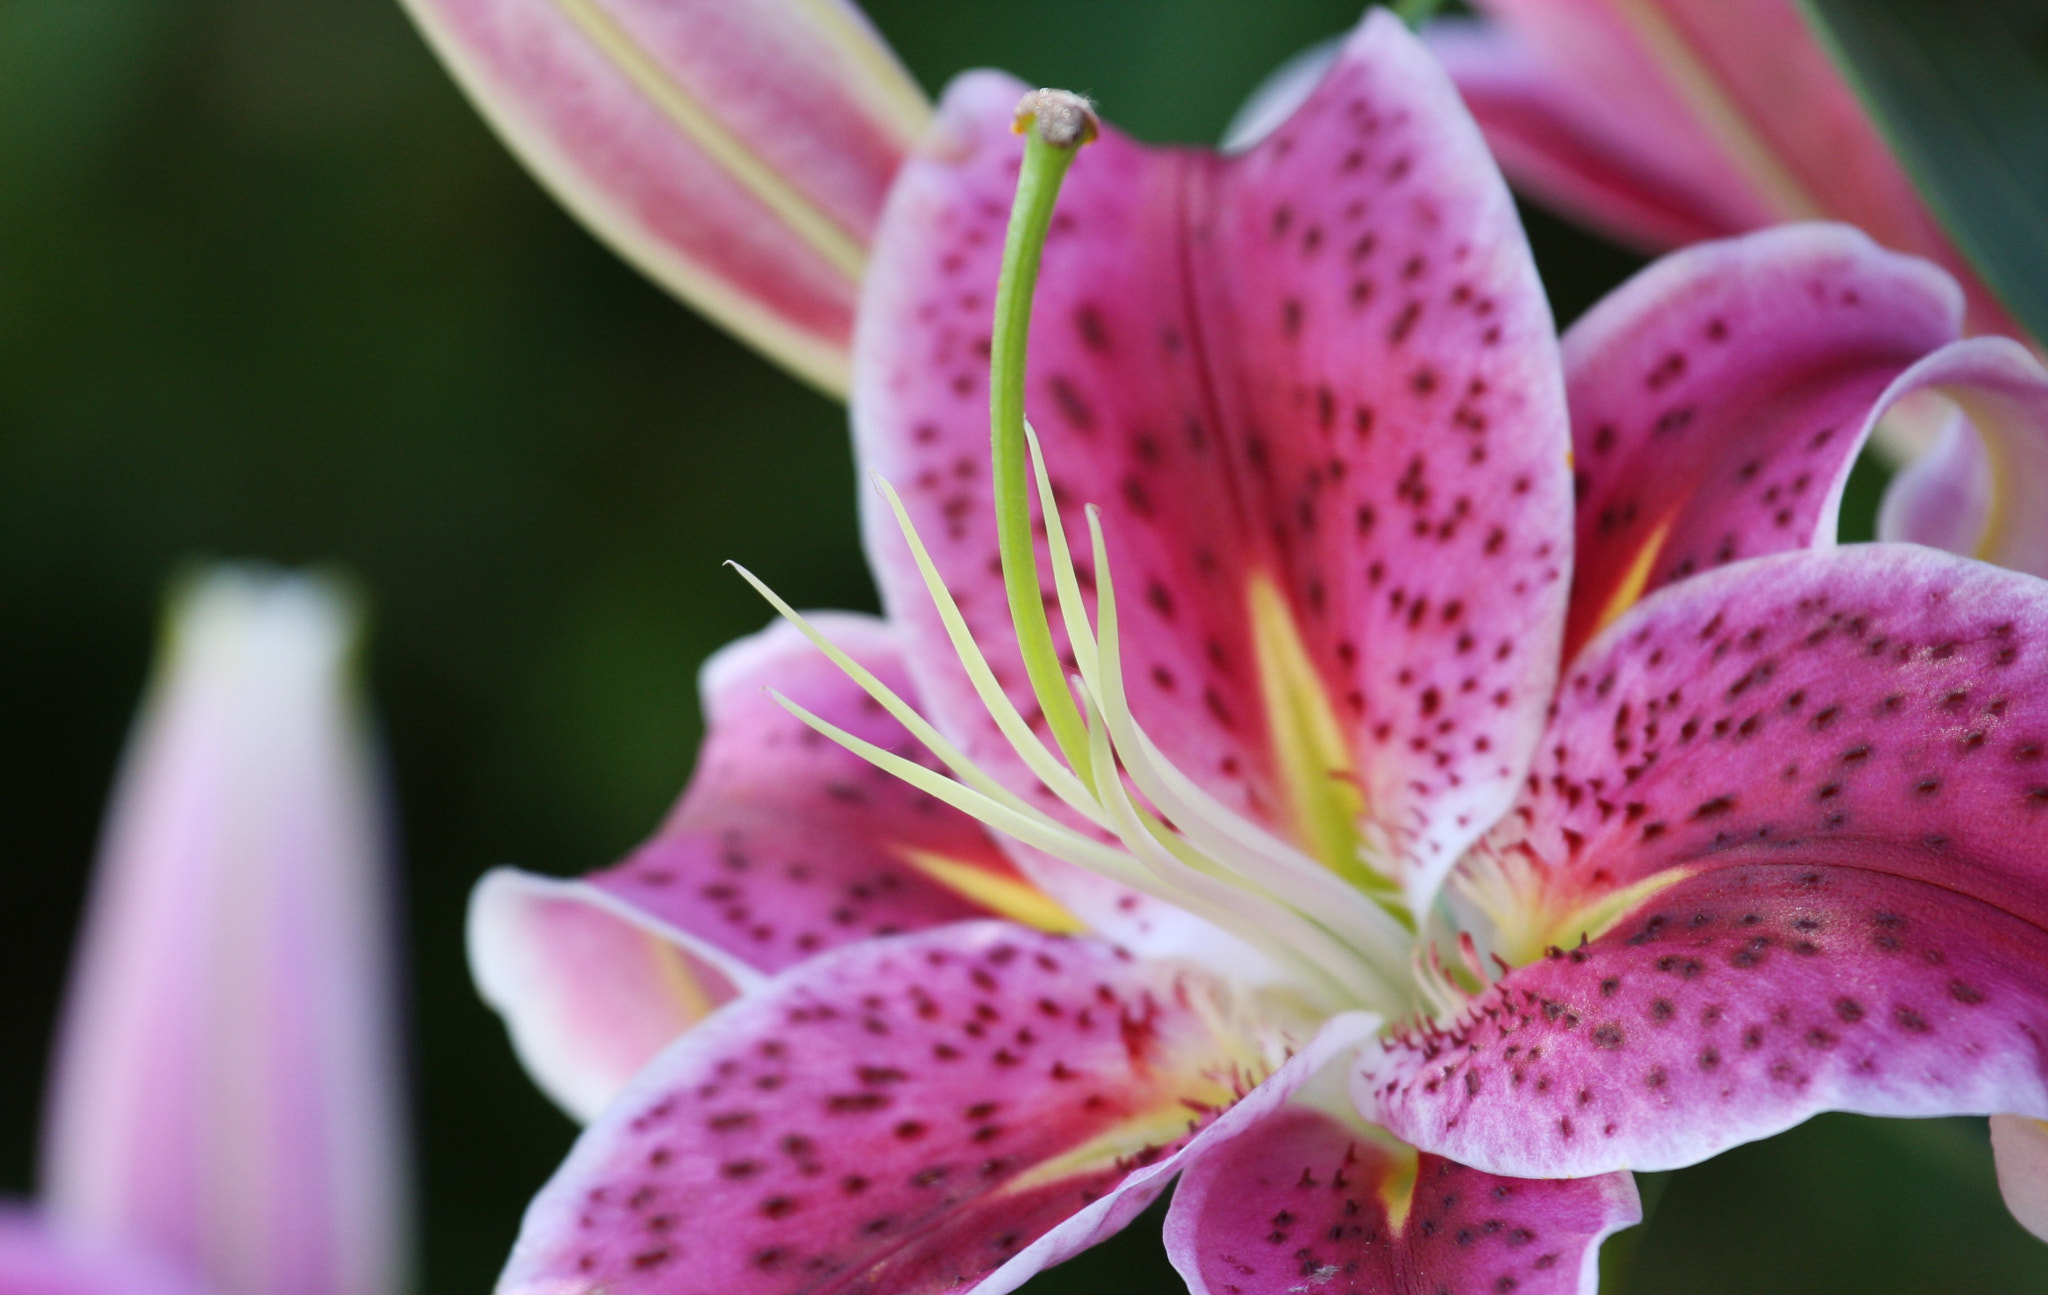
[469,613,1039,1120]
[1560,224,1962,658]
[1166,1106,1638,1295]
[1876,338,2048,579]
[40,570,407,1295]
[856,9,1571,919]
[0,1211,212,1295]
[1428,19,1747,251]
[1362,544,2048,1177]
[495,919,1371,1295]
[398,0,929,394]
[1449,0,2026,341]
[1991,1116,2048,1243]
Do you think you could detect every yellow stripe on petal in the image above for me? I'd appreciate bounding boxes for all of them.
[1589,507,1679,642]
[551,0,868,278]
[1248,574,1379,894]
[645,930,717,1022]
[896,847,1088,934]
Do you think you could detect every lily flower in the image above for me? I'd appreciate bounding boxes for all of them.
[8,568,410,1295]
[1424,0,2030,348]
[469,10,2048,1291]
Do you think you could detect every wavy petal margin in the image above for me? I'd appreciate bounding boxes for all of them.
[495,919,1374,1295]
[1366,545,2048,1178]
[470,614,1039,1120]
[1167,1104,1637,1295]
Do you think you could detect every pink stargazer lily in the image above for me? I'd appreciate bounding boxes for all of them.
[5,568,410,1295]
[457,9,2048,1292]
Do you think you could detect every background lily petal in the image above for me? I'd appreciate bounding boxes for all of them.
[1875,338,2048,580]
[1167,1103,1638,1295]
[1558,223,1962,658]
[39,568,408,1295]
[397,0,930,395]
[469,613,1034,1121]
[1430,0,2026,346]
[1365,545,2048,1178]
[0,1210,213,1295]
[856,10,1573,928]
[1991,1115,2048,1243]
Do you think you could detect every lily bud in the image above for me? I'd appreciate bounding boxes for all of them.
[398,0,931,396]
[39,568,409,1295]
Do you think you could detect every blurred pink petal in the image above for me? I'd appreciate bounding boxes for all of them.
[1875,339,2048,579]
[40,569,408,1295]
[1431,0,2028,347]
[1992,1116,2048,1243]
[398,0,930,395]
[0,1211,211,1295]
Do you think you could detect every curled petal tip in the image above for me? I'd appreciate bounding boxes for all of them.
[41,566,408,1295]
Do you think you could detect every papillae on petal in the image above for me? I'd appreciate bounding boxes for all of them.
[857,9,1572,927]
[1559,223,1961,658]
[1367,546,2048,1178]
[470,613,1041,1121]
[495,920,1372,1295]
[40,568,408,1295]
[398,0,930,395]
[1167,1104,1638,1295]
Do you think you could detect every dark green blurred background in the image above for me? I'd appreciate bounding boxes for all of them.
[0,2,2039,1291]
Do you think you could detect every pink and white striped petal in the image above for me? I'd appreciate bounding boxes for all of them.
[1437,0,2023,342]
[0,1211,212,1295]
[1427,18,1745,250]
[398,0,929,394]
[1877,338,2048,579]
[494,920,1370,1295]
[470,614,1042,1120]
[857,9,1571,922]
[40,570,407,1295]
[1560,224,1961,658]
[1363,545,2048,1177]
[1166,1105,1638,1295]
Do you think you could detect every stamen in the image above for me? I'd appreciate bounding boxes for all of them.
[730,84,1443,1020]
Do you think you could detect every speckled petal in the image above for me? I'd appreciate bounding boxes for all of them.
[0,1211,212,1295]
[397,0,929,394]
[856,9,1571,925]
[1363,545,2048,1177]
[494,920,1369,1295]
[1560,224,1961,659]
[469,614,1036,1121]
[1166,1105,1637,1295]
[1991,1116,2048,1243]
[1877,339,2048,580]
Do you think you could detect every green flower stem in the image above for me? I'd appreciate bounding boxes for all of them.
[990,94,1098,780]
